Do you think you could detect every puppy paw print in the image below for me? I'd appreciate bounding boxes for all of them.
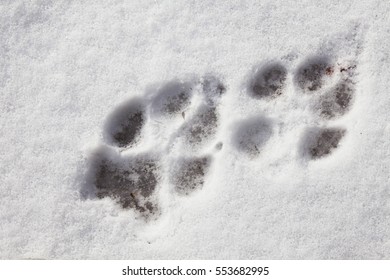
[85,74,226,219]
[236,54,357,161]
[295,56,356,160]
[83,45,358,220]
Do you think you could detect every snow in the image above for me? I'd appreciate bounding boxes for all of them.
[1,0,390,259]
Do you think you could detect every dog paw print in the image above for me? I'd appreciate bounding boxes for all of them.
[83,49,358,220]
[295,56,356,160]
[237,55,356,160]
[85,74,226,219]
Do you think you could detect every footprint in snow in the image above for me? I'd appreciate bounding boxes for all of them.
[83,52,357,220]
[294,55,356,159]
[85,74,226,219]
[240,55,356,159]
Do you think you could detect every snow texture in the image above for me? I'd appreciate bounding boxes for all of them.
[1,0,390,259]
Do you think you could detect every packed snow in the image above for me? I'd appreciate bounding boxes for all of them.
[1,0,390,259]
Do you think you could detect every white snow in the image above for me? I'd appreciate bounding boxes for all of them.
[1,0,390,259]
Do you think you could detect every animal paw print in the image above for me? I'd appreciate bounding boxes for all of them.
[86,74,226,219]
[295,56,356,160]
[84,51,357,220]
[235,55,356,160]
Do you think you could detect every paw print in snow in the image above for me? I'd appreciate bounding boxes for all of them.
[235,55,356,160]
[295,56,356,159]
[83,50,358,220]
[85,74,226,219]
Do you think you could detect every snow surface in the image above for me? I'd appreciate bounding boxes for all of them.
[1,0,390,259]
